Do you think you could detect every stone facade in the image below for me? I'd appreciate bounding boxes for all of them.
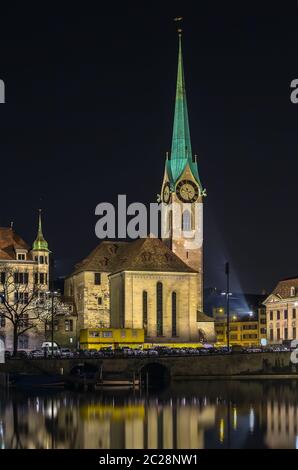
[110,270,200,342]
[64,270,110,330]
[161,163,204,313]
[66,237,215,343]
[0,224,50,351]
[263,277,298,344]
[64,34,215,345]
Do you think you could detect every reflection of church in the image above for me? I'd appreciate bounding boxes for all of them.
[65,34,215,343]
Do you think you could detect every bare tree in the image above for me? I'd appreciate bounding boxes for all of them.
[0,266,45,356]
[38,295,71,343]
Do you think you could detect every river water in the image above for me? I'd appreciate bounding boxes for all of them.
[0,380,297,449]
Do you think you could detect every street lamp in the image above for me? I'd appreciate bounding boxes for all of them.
[225,262,230,351]
[46,290,58,358]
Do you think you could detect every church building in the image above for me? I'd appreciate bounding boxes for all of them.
[65,33,215,344]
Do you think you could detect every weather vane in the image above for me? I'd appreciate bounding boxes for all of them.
[174,16,183,35]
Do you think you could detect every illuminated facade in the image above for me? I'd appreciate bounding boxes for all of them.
[0,212,50,351]
[214,307,267,347]
[0,212,77,351]
[65,35,215,344]
[263,277,298,344]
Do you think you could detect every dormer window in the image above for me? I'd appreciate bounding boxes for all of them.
[290,286,296,297]
[16,249,27,261]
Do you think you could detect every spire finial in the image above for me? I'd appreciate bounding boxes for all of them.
[165,21,202,187]
[33,208,49,251]
[174,16,183,35]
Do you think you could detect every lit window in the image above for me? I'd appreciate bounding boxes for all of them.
[90,331,100,337]
[103,331,112,338]
[172,292,177,336]
[65,320,73,332]
[182,210,192,232]
[156,282,163,336]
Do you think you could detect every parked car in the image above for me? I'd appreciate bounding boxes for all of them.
[15,350,28,359]
[30,349,44,358]
[77,349,90,357]
[41,341,61,357]
[133,349,146,356]
[122,347,134,357]
[146,349,158,357]
[60,348,74,358]
[101,348,114,357]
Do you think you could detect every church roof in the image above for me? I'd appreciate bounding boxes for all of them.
[71,237,197,276]
[167,34,201,187]
[72,240,128,274]
[110,237,197,274]
[0,227,31,260]
[196,310,215,323]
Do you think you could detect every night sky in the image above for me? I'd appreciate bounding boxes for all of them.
[0,1,297,294]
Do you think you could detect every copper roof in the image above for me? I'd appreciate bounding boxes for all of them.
[71,238,197,275]
[0,227,31,260]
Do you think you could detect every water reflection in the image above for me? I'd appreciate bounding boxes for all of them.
[1,381,298,449]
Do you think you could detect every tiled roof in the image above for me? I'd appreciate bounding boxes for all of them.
[72,241,128,274]
[0,227,31,260]
[272,278,298,299]
[71,238,197,275]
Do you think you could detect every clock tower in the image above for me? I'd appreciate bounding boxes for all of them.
[161,32,205,310]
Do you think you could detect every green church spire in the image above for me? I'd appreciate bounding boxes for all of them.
[167,33,201,186]
[33,209,49,251]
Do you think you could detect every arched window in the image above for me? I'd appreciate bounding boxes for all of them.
[172,292,177,337]
[168,210,172,233]
[290,286,296,297]
[0,335,4,363]
[143,291,148,335]
[182,209,192,232]
[156,282,163,336]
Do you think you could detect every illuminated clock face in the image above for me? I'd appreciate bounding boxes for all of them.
[176,179,199,203]
[162,182,171,204]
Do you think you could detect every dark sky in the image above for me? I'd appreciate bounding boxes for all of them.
[0,1,297,294]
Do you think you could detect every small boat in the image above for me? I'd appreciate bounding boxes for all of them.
[96,379,140,390]
[10,373,65,389]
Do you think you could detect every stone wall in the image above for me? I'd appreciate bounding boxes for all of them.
[2,352,294,378]
[65,271,110,330]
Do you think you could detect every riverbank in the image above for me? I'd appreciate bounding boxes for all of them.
[0,351,297,387]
